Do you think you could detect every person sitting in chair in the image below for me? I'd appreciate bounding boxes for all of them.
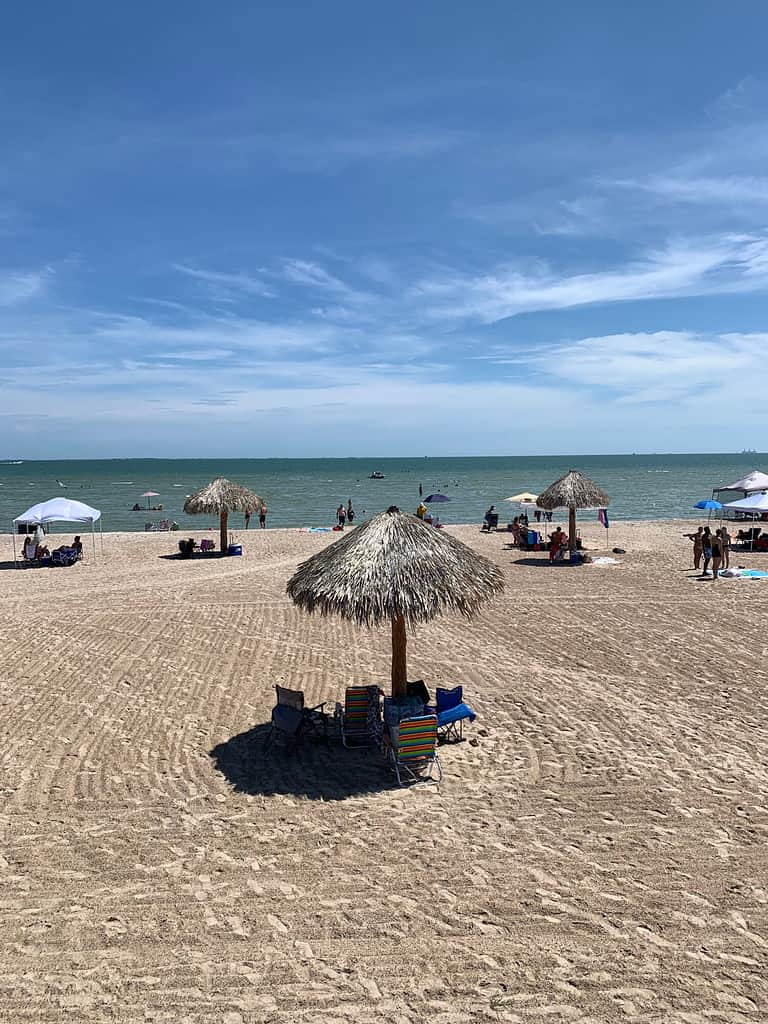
[72,536,83,558]
[23,537,38,560]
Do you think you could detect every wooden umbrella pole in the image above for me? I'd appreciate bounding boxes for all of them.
[391,614,408,697]
[220,509,228,555]
[568,506,577,551]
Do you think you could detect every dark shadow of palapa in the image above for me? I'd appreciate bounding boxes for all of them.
[210,723,397,800]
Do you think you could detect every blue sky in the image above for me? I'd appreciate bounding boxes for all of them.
[3,1,768,457]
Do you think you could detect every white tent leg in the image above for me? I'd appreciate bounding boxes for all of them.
[99,519,104,555]
[92,523,97,562]
[11,523,18,567]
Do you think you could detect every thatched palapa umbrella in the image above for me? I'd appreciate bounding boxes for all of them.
[536,470,610,552]
[183,477,264,554]
[287,506,504,696]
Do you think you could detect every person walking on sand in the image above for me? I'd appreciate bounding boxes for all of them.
[337,504,346,529]
[347,499,355,525]
[259,505,267,529]
[685,525,704,570]
[244,508,252,530]
[701,526,713,576]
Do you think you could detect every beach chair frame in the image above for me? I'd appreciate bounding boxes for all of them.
[335,685,383,748]
[266,685,328,751]
[387,713,442,787]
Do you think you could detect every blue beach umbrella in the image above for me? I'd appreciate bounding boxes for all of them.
[693,498,722,523]
[424,493,450,503]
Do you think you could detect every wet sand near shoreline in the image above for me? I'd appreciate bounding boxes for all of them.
[1,521,767,1022]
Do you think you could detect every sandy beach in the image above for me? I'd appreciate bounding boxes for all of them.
[1,520,767,1023]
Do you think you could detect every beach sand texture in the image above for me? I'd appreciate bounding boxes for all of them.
[1,521,767,1022]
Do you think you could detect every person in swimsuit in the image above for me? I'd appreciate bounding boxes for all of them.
[337,504,346,528]
[549,526,566,562]
[721,525,731,568]
[259,505,267,528]
[711,528,723,579]
[685,526,704,569]
[701,526,713,576]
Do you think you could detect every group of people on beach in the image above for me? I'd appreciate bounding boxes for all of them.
[685,525,730,579]
[23,530,82,561]
[336,500,355,528]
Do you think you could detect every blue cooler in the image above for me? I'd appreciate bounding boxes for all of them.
[228,544,243,556]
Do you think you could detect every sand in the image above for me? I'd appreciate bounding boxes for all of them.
[1,520,767,1023]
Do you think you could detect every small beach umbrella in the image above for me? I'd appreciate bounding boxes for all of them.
[424,493,450,503]
[287,505,504,696]
[183,477,264,554]
[536,470,611,552]
[693,499,722,522]
[504,492,538,503]
[141,490,160,509]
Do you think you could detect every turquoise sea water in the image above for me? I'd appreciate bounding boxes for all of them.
[0,454,765,533]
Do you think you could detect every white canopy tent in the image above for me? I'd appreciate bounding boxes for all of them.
[723,492,768,513]
[715,470,768,496]
[12,498,102,565]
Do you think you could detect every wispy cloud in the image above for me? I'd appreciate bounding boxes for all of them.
[525,330,764,403]
[0,268,51,305]
[410,234,768,323]
[174,264,275,299]
[609,175,768,205]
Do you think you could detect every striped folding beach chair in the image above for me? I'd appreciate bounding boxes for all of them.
[335,685,382,748]
[388,713,442,787]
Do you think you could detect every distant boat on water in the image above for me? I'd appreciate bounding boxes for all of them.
[369,471,385,479]
[1,460,23,465]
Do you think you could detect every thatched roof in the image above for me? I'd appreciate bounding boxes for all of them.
[536,470,610,510]
[286,506,504,627]
[183,477,264,515]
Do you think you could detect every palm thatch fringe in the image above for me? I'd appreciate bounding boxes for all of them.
[286,506,504,628]
[183,478,264,515]
[536,470,610,511]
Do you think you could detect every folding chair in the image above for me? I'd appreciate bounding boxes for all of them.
[435,686,477,743]
[335,685,383,748]
[387,713,442,786]
[266,685,328,750]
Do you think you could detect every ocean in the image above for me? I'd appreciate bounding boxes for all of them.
[0,454,765,534]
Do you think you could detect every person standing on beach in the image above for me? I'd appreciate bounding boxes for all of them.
[711,528,723,579]
[685,526,703,569]
[259,505,267,529]
[337,504,346,528]
[244,508,252,530]
[701,526,713,575]
[347,499,355,525]
[419,482,422,497]
[721,525,731,568]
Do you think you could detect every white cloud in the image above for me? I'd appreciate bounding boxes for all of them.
[0,268,50,305]
[411,234,768,324]
[174,264,275,299]
[610,175,768,205]
[519,330,767,404]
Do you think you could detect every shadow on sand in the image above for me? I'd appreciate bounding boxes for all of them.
[512,556,574,567]
[210,722,397,800]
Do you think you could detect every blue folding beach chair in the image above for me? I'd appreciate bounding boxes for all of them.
[435,686,476,743]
